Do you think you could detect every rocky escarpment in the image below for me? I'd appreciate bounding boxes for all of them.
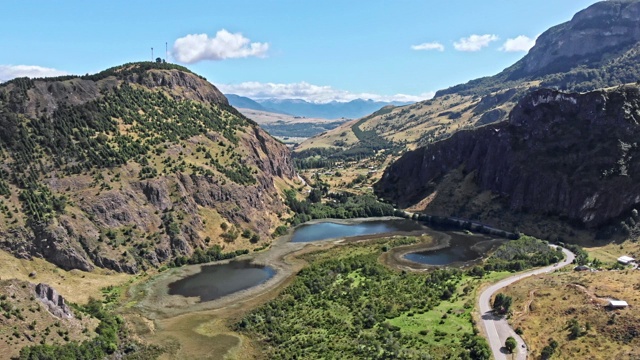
[436,0,640,97]
[515,0,640,78]
[376,86,640,230]
[127,68,229,105]
[34,283,73,319]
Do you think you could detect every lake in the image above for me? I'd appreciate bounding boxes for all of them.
[404,231,503,266]
[290,219,426,242]
[167,260,275,302]
[166,219,500,303]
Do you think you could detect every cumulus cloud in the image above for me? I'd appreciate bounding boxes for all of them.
[453,34,498,52]
[219,81,434,104]
[500,35,536,52]
[411,42,444,51]
[172,29,269,64]
[0,65,68,83]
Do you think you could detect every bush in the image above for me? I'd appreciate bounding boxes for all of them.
[505,336,517,353]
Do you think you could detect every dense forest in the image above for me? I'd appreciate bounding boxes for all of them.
[236,238,491,360]
[0,73,256,227]
[282,188,403,226]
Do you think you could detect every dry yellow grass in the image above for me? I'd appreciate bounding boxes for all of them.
[586,239,640,264]
[0,279,100,359]
[503,269,640,359]
[295,119,359,151]
[296,85,535,155]
[0,249,133,305]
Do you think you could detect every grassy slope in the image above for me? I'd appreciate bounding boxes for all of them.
[503,268,640,359]
[0,279,99,359]
[296,87,524,154]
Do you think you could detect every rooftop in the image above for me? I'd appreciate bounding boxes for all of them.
[617,256,635,263]
[609,300,629,307]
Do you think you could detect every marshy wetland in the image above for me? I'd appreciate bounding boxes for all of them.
[127,217,507,359]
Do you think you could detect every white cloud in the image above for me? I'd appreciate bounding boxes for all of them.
[219,81,434,104]
[411,42,444,51]
[0,65,68,83]
[453,34,498,52]
[500,35,536,52]
[172,29,269,64]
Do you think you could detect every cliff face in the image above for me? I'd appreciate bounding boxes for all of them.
[516,0,640,78]
[35,283,73,319]
[0,63,297,273]
[376,86,640,230]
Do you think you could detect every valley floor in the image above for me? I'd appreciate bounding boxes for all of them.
[124,219,444,359]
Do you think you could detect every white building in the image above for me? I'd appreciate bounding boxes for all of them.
[617,256,635,265]
[608,300,629,309]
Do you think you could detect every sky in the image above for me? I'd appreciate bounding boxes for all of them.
[0,0,600,103]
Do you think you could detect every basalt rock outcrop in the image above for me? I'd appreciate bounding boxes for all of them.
[34,283,73,319]
[376,86,640,230]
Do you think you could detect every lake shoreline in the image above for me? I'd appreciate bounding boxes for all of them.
[128,216,507,320]
[129,216,428,319]
[124,216,508,360]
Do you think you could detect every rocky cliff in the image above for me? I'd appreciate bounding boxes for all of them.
[34,283,73,319]
[375,86,640,235]
[0,62,297,273]
[515,0,640,78]
[439,0,640,97]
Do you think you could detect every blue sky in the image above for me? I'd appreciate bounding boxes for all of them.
[0,0,599,103]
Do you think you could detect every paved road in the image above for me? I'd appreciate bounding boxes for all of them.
[478,246,575,359]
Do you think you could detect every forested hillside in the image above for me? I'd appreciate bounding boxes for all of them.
[0,62,297,274]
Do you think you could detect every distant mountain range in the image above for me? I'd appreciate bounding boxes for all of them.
[226,94,412,119]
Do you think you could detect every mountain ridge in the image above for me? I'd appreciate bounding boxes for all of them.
[375,85,640,240]
[298,0,640,156]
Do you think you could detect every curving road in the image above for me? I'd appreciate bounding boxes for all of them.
[478,246,575,359]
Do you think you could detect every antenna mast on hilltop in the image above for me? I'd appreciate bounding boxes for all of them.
[165,42,168,62]
[151,47,154,61]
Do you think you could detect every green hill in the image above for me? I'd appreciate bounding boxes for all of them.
[0,62,298,273]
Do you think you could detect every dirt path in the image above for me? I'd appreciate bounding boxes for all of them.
[477,246,575,360]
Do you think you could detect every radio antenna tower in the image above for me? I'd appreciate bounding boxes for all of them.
[165,42,168,62]
[151,47,154,61]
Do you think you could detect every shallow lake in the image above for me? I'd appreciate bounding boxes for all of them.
[404,231,502,266]
[290,219,426,242]
[168,260,275,302]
